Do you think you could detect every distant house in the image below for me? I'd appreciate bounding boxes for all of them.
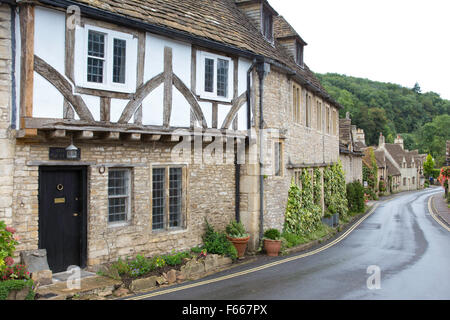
[376,134,425,192]
[339,114,363,184]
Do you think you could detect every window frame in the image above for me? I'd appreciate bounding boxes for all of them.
[292,83,302,124]
[75,24,137,93]
[151,165,187,232]
[261,4,274,43]
[273,141,284,177]
[197,51,234,102]
[107,168,132,227]
[295,41,304,67]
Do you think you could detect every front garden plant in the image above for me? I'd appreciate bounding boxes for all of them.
[0,221,35,300]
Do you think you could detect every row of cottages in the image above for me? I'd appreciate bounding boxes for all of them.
[0,0,342,273]
[361,133,425,194]
[338,113,363,184]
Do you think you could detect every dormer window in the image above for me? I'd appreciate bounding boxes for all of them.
[296,41,304,67]
[262,4,273,42]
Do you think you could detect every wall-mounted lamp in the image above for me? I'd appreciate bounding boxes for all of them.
[65,135,80,160]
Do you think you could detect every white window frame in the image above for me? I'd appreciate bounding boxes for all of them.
[74,24,137,93]
[196,51,234,103]
[107,168,132,227]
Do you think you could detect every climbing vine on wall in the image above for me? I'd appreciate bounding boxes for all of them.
[284,169,322,236]
[313,168,322,206]
[323,161,348,220]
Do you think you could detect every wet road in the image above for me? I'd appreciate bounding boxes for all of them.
[134,188,450,300]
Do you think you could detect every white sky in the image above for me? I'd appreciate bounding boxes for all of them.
[270,0,450,100]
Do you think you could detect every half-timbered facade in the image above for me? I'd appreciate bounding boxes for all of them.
[0,0,341,272]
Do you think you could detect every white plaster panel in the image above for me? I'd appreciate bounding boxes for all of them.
[32,73,64,119]
[170,86,191,128]
[144,33,191,87]
[80,94,100,121]
[142,83,163,126]
[34,7,66,75]
[110,98,129,123]
[238,58,252,96]
[237,102,247,130]
[218,104,231,129]
[198,101,212,128]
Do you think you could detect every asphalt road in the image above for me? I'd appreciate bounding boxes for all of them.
[133,188,450,300]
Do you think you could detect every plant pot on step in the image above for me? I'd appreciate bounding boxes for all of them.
[226,235,250,258]
[264,239,282,257]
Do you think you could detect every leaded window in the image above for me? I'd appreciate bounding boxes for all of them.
[217,59,229,98]
[152,168,165,230]
[87,31,105,83]
[113,38,126,84]
[108,169,131,223]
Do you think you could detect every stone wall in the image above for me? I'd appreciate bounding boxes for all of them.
[254,68,340,233]
[0,4,15,228]
[11,140,236,267]
[340,154,363,184]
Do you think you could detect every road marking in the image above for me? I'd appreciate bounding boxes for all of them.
[127,202,381,300]
[428,195,450,232]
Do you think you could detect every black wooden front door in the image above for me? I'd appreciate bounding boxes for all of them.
[38,167,87,273]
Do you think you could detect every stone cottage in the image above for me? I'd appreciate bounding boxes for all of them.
[376,134,425,192]
[339,113,363,184]
[0,0,341,273]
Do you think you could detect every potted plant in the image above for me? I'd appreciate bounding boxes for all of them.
[225,220,250,259]
[263,229,282,257]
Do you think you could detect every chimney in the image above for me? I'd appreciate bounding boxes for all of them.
[379,132,385,147]
[394,134,404,149]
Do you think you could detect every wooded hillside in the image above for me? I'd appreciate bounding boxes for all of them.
[316,73,450,166]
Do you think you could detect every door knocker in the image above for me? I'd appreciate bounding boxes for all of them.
[56,184,64,191]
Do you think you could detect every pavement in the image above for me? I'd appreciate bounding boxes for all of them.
[430,190,450,227]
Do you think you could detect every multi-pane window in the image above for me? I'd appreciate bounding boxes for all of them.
[274,142,282,177]
[332,109,337,135]
[292,83,301,124]
[316,101,322,131]
[296,41,304,67]
[169,168,182,227]
[216,59,229,98]
[108,169,131,224]
[204,58,214,93]
[87,31,105,83]
[113,38,126,84]
[326,106,330,134]
[306,94,312,128]
[262,5,273,42]
[75,25,137,93]
[198,52,233,101]
[152,166,185,231]
[152,168,165,230]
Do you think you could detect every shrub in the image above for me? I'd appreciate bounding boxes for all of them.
[203,219,238,260]
[225,220,249,238]
[346,181,365,214]
[0,221,18,273]
[263,229,281,240]
[162,250,191,266]
[0,279,35,300]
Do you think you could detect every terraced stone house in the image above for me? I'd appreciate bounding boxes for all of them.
[0,0,341,273]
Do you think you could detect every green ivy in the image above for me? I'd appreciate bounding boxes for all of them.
[313,168,322,206]
[0,279,35,300]
[323,161,348,220]
[284,169,322,236]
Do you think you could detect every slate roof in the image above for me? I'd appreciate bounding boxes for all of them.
[274,15,307,44]
[384,144,408,167]
[44,0,339,108]
[386,157,401,176]
[374,150,386,168]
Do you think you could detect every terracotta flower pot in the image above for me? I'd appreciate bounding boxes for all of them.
[227,235,250,258]
[264,239,282,257]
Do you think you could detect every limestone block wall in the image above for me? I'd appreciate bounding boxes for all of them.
[255,68,340,232]
[340,154,363,184]
[10,140,236,267]
[0,4,15,228]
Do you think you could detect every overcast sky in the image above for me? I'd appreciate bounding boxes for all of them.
[270,0,450,100]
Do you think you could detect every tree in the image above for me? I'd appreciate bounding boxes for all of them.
[423,154,435,179]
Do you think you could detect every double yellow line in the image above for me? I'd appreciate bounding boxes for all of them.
[127,203,380,300]
[428,195,450,232]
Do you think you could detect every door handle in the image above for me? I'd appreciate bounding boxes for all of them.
[73,213,79,217]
